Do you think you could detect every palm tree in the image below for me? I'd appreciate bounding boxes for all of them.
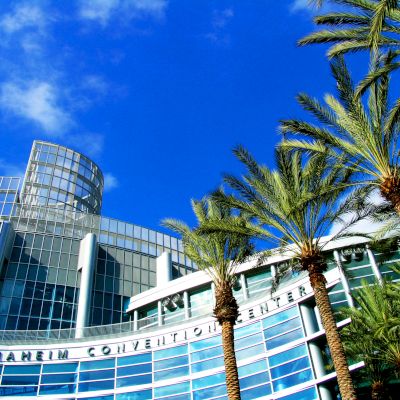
[340,279,400,398]
[163,198,253,400]
[207,148,361,400]
[280,55,400,215]
[299,0,400,57]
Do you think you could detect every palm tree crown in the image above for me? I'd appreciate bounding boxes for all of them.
[207,147,359,400]
[300,0,400,57]
[280,56,400,214]
[163,198,253,400]
[340,279,400,398]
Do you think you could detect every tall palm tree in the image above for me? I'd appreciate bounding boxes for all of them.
[340,279,400,398]
[299,0,400,57]
[163,198,253,400]
[280,55,400,214]
[207,148,362,400]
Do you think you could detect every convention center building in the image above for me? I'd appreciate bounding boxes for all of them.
[0,141,398,399]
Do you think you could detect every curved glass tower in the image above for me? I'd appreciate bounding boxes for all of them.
[20,141,104,214]
[0,141,194,333]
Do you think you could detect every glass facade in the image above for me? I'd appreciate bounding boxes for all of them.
[0,177,20,217]
[21,141,103,215]
[0,140,399,400]
[0,306,320,399]
[0,141,194,332]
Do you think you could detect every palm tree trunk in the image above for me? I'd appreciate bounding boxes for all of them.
[308,265,357,400]
[371,380,386,400]
[214,282,241,400]
[221,319,241,400]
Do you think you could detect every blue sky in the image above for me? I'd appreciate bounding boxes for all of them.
[0,0,367,233]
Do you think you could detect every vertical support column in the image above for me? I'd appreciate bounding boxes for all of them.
[309,341,326,378]
[157,252,172,287]
[271,264,277,279]
[75,233,97,339]
[366,245,383,284]
[183,291,190,320]
[300,303,318,336]
[0,221,14,273]
[333,250,354,307]
[158,300,163,327]
[319,385,334,400]
[133,310,138,331]
[240,273,248,301]
[211,282,216,306]
[314,305,323,331]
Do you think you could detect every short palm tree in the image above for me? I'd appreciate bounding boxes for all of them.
[208,147,361,400]
[280,55,400,215]
[340,280,400,398]
[300,0,400,57]
[163,198,254,400]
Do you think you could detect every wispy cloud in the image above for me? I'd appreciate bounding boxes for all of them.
[0,3,47,34]
[0,81,71,135]
[0,159,26,178]
[290,0,333,14]
[205,8,234,45]
[66,132,105,158]
[104,172,119,192]
[78,0,167,26]
[330,191,385,236]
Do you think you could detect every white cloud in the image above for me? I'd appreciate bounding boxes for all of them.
[104,172,119,192]
[290,0,311,13]
[212,8,234,29]
[0,81,71,135]
[0,4,47,34]
[66,133,105,158]
[205,8,234,45]
[82,75,109,95]
[0,159,26,177]
[330,191,386,236]
[78,0,167,26]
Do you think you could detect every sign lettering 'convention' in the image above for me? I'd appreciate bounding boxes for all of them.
[0,284,309,362]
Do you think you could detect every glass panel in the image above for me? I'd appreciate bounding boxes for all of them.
[3,365,41,375]
[264,317,301,339]
[41,373,77,384]
[154,345,187,361]
[190,335,221,352]
[153,366,189,382]
[2,375,40,385]
[262,306,298,329]
[272,369,313,391]
[80,358,115,371]
[266,328,304,350]
[191,356,224,373]
[116,373,152,388]
[270,356,310,379]
[80,369,115,381]
[116,389,152,400]
[234,322,260,340]
[117,363,152,377]
[78,379,114,392]
[191,346,222,362]
[241,383,271,399]
[193,384,226,400]
[39,384,76,395]
[154,381,190,398]
[269,345,307,368]
[192,372,225,390]
[238,359,268,378]
[154,355,188,371]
